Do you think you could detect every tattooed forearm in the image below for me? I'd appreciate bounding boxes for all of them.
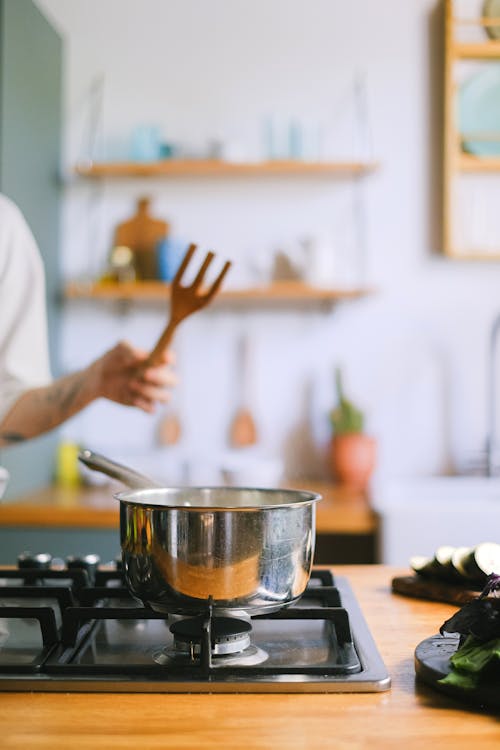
[60,372,86,411]
[0,366,97,446]
[44,371,87,413]
[0,432,26,444]
[0,340,172,446]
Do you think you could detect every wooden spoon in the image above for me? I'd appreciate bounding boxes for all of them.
[157,344,183,446]
[157,407,182,446]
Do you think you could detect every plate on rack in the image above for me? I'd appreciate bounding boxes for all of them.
[484,0,500,40]
[459,64,500,156]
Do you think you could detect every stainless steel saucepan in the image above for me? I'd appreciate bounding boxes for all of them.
[78,450,321,616]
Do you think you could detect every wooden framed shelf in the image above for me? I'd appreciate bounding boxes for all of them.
[438,249,500,261]
[74,158,378,180]
[455,40,500,59]
[459,153,500,172]
[64,279,371,307]
[443,1,500,258]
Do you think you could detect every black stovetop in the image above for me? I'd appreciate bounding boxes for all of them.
[0,555,390,693]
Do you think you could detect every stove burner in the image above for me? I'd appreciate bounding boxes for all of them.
[155,614,268,668]
[153,643,269,668]
[170,615,253,657]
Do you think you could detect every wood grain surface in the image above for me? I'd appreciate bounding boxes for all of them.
[1,566,500,749]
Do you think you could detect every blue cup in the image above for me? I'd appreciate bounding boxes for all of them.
[157,238,186,281]
[130,125,161,162]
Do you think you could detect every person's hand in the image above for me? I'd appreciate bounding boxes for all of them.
[88,341,177,414]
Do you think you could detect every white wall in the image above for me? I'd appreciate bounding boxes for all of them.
[35,0,500,485]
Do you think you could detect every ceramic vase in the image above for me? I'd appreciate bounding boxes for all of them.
[330,434,376,491]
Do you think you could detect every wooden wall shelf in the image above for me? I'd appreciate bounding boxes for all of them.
[64,280,371,306]
[74,159,378,180]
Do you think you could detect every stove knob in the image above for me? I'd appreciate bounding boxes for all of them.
[66,554,100,582]
[17,552,52,570]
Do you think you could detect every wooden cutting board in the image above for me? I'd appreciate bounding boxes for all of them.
[391,575,481,605]
[114,197,169,280]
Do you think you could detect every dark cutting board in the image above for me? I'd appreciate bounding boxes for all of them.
[415,634,500,710]
[391,575,481,605]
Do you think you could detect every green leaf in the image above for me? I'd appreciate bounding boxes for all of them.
[439,669,479,691]
[330,368,364,435]
[450,635,500,674]
[438,635,500,690]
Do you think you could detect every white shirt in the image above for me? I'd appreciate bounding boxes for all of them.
[0,193,52,424]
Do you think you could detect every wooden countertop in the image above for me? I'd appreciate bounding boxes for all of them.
[0,482,378,534]
[1,565,498,749]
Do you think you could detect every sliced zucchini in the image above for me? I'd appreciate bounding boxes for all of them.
[410,555,435,577]
[432,545,459,582]
[461,542,500,583]
[451,546,473,581]
[434,545,455,567]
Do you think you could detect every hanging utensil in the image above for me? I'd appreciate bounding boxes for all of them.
[146,243,232,367]
[229,332,258,448]
[157,404,182,446]
[157,341,183,446]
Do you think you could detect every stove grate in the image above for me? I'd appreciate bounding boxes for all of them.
[0,565,390,692]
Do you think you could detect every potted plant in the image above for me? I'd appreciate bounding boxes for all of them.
[329,368,376,491]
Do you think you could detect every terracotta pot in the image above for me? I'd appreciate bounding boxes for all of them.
[330,434,376,491]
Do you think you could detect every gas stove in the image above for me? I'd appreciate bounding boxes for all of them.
[0,554,390,693]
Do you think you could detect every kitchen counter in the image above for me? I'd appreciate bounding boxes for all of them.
[0,483,378,565]
[1,565,498,749]
[0,481,377,534]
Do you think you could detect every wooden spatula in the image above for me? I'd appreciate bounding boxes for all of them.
[157,345,183,446]
[229,333,258,447]
[146,243,231,366]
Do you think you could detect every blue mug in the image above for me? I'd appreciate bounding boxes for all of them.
[156,238,186,281]
[130,125,161,162]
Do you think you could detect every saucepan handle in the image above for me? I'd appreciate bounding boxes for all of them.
[78,449,161,490]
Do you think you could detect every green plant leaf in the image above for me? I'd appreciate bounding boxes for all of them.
[330,368,364,435]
